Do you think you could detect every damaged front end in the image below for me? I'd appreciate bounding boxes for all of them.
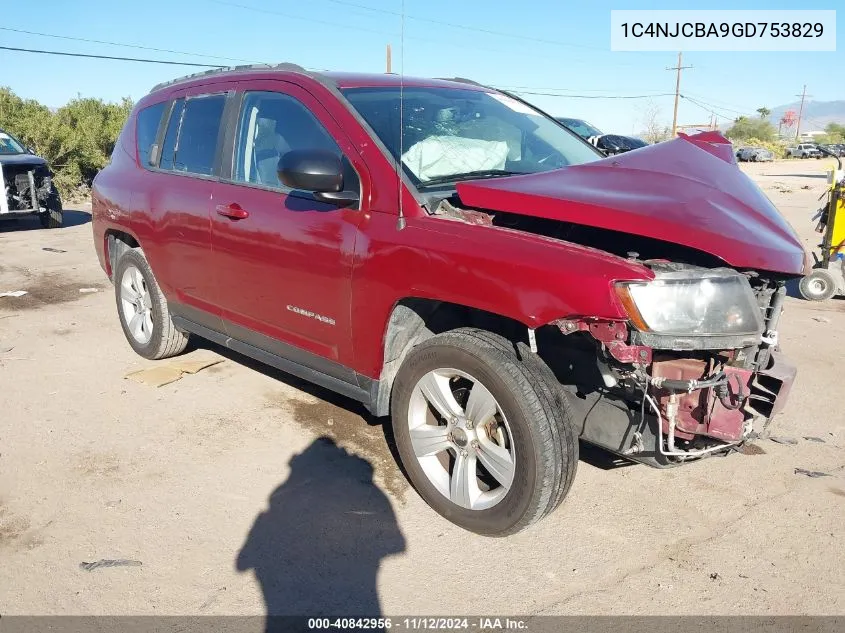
[426,132,803,465]
[547,264,795,466]
[0,159,58,219]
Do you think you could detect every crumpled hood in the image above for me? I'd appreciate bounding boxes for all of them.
[456,132,805,275]
[0,153,48,168]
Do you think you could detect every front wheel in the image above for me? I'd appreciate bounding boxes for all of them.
[799,269,838,301]
[390,328,578,536]
[39,194,63,229]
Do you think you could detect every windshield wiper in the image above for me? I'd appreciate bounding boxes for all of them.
[419,169,523,188]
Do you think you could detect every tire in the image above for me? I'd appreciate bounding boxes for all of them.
[39,195,63,229]
[113,247,189,359]
[799,269,837,301]
[390,328,578,536]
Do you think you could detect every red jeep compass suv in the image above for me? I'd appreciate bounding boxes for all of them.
[93,64,801,535]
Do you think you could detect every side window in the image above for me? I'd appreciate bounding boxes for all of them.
[233,91,359,193]
[159,100,184,171]
[135,102,165,167]
[172,95,226,175]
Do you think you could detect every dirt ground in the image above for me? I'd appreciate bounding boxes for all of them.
[1,159,843,618]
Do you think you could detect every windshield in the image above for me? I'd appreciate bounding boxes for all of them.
[342,87,601,188]
[555,118,604,139]
[0,131,27,155]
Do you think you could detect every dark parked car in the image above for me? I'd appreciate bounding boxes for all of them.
[555,117,603,141]
[737,147,774,162]
[0,128,63,227]
[92,65,800,535]
[594,134,648,155]
[819,143,845,157]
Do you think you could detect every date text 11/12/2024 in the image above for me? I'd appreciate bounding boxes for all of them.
[306,617,528,630]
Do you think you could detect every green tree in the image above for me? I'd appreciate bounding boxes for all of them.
[823,122,845,143]
[0,87,133,199]
[756,107,771,119]
[726,116,776,142]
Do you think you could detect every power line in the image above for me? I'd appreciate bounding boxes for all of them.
[208,0,397,38]
[508,89,675,100]
[496,84,669,94]
[208,0,647,68]
[313,0,609,52]
[682,92,754,116]
[0,27,265,64]
[0,45,223,67]
[0,43,677,102]
[681,94,747,121]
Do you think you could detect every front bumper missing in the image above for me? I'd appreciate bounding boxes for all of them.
[0,162,42,216]
[751,350,796,422]
[571,351,797,468]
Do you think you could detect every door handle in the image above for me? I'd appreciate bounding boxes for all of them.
[215,203,249,220]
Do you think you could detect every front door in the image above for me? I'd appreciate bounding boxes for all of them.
[210,81,367,375]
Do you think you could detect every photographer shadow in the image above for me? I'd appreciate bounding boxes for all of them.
[236,437,405,629]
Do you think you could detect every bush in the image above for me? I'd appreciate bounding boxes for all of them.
[0,87,132,201]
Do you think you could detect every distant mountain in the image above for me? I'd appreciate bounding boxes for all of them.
[767,100,845,131]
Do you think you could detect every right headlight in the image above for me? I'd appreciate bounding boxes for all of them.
[615,269,763,336]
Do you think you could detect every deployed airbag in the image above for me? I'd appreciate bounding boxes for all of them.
[402,136,508,181]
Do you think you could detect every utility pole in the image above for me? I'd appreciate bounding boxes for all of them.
[794,84,811,141]
[667,52,693,138]
[386,44,392,73]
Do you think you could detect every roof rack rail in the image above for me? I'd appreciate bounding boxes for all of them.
[435,77,488,88]
[150,62,310,93]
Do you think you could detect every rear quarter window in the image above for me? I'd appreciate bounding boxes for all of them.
[135,102,166,167]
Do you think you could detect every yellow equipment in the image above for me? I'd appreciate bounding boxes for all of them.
[799,153,845,301]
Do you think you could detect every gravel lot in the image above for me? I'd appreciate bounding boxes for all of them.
[1,159,843,617]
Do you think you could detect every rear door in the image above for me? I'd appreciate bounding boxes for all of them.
[209,80,368,374]
[137,87,230,327]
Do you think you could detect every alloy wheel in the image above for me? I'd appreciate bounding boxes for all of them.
[119,265,154,345]
[407,368,516,511]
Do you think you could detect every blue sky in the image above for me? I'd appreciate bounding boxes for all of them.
[1,0,841,134]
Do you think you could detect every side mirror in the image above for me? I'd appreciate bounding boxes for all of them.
[278,149,359,207]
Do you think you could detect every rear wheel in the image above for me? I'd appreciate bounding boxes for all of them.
[390,328,577,536]
[799,269,837,301]
[114,248,189,359]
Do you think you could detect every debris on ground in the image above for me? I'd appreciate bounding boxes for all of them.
[198,586,228,611]
[770,182,792,193]
[124,365,184,388]
[0,347,13,354]
[125,355,224,387]
[812,316,831,323]
[168,356,223,375]
[803,436,826,443]
[42,247,67,253]
[801,185,811,190]
[769,436,799,445]
[0,290,28,298]
[709,572,721,581]
[794,468,832,478]
[78,288,99,294]
[79,559,142,572]
[738,443,766,455]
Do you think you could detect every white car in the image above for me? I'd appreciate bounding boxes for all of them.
[788,143,821,159]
